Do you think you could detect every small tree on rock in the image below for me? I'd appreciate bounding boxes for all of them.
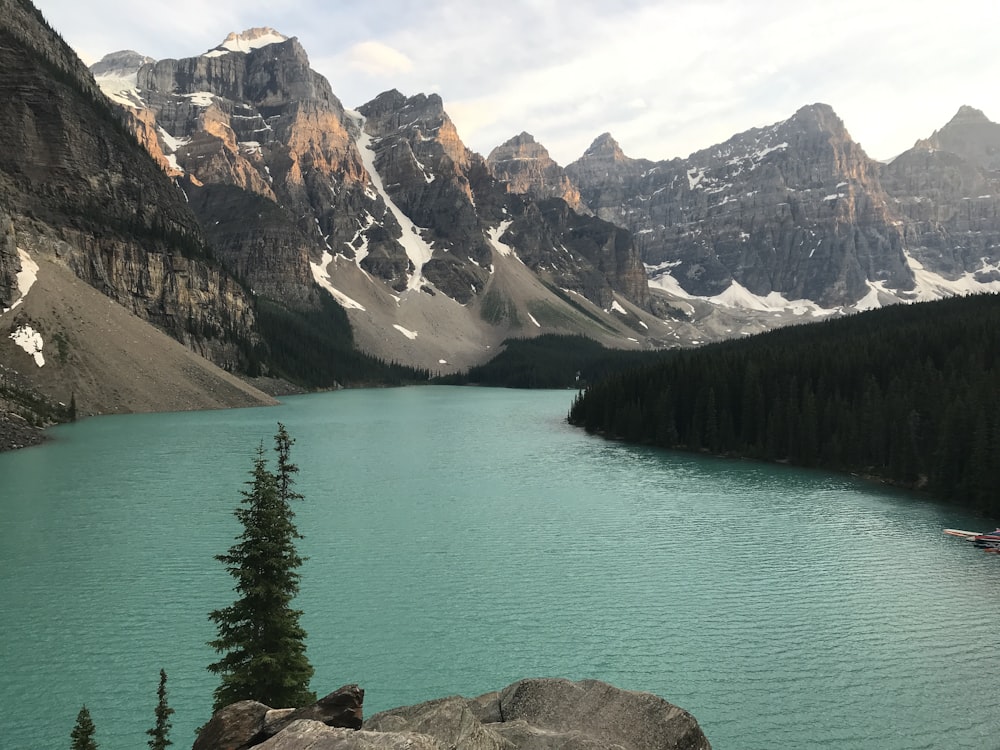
[147,668,174,750]
[208,423,315,711]
[70,705,98,750]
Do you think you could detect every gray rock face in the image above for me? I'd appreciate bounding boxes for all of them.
[505,199,651,310]
[880,106,1000,281]
[195,678,711,750]
[916,105,1000,172]
[257,721,442,750]
[366,678,711,750]
[567,104,912,305]
[0,210,19,311]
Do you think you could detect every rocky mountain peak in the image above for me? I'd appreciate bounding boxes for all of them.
[916,105,1000,171]
[949,105,990,124]
[89,50,154,78]
[787,102,849,138]
[487,132,587,212]
[489,132,550,163]
[584,132,627,160]
[358,88,408,118]
[205,27,289,57]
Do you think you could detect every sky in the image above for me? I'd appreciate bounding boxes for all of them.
[31,0,1000,166]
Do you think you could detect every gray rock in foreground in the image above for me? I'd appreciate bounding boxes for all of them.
[196,678,711,750]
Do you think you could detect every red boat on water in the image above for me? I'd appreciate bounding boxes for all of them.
[972,529,1000,548]
[943,528,1000,552]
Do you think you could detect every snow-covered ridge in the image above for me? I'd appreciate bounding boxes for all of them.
[204,28,289,58]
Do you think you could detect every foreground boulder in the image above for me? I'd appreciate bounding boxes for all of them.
[195,678,710,750]
[193,685,364,750]
[369,678,711,750]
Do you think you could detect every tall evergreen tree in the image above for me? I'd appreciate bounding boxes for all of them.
[207,424,315,712]
[70,705,98,750]
[146,668,174,750]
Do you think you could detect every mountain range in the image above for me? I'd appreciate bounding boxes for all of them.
[2,3,999,431]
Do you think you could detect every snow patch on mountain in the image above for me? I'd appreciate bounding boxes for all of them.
[348,110,433,290]
[905,252,1000,300]
[393,324,418,339]
[184,92,216,108]
[310,251,367,311]
[345,212,376,267]
[94,73,146,108]
[487,221,515,258]
[10,325,44,367]
[648,266,833,317]
[204,28,289,58]
[2,249,38,315]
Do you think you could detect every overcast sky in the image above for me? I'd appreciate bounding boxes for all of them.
[32,0,1000,165]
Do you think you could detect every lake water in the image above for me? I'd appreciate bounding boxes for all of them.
[1,386,998,750]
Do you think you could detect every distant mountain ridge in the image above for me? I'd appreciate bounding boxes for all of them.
[509,104,1000,310]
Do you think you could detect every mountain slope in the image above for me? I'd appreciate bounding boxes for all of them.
[0,0,274,435]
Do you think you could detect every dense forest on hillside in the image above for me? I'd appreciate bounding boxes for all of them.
[568,294,1000,513]
[253,294,431,387]
[436,334,663,388]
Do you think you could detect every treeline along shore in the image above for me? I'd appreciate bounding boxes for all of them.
[568,293,1000,514]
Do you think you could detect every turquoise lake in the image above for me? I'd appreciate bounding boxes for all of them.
[1,386,998,749]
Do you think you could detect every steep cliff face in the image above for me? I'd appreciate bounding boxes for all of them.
[0,0,258,370]
[0,211,18,310]
[487,132,587,213]
[567,104,912,306]
[356,90,651,310]
[881,106,1000,283]
[502,198,651,310]
[356,90,495,301]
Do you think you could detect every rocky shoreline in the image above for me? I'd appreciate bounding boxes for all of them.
[0,408,47,452]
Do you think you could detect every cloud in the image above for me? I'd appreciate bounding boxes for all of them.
[345,41,413,77]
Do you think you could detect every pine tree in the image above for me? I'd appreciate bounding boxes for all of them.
[70,705,98,750]
[147,668,174,750]
[207,423,315,712]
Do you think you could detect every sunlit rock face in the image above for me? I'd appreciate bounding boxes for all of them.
[487,132,588,214]
[92,31,390,308]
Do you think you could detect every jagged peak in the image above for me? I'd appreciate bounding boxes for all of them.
[787,102,845,132]
[492,132,543,153]
[583,133,626,159]
[90,50,155,78]
[203,27,289,58]
[487,132,553,165]
[946,105,991,126]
